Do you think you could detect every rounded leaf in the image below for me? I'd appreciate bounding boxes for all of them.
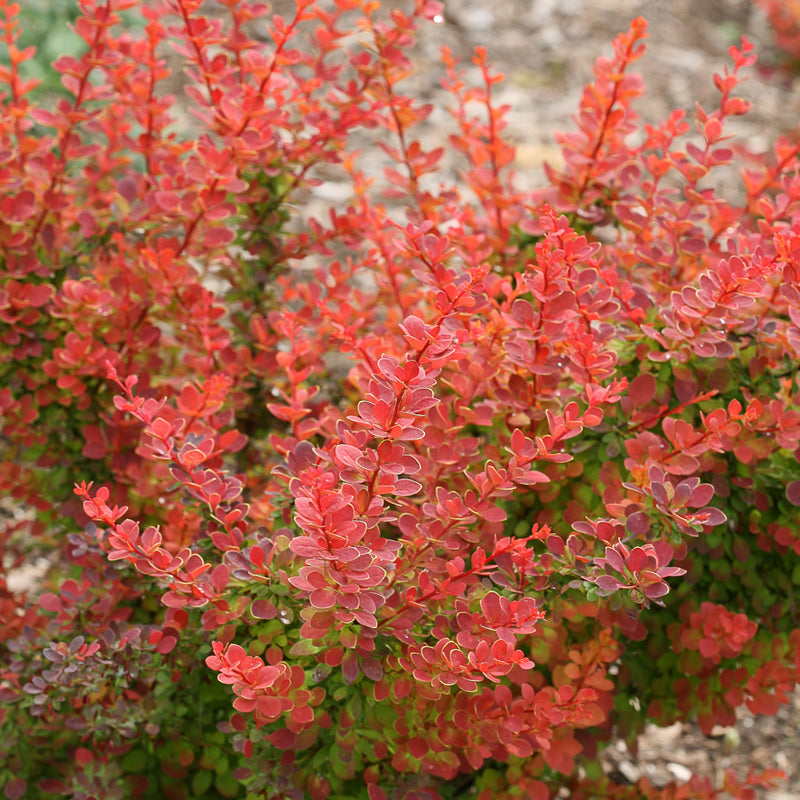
[38,593,62,613]
[408,736,428,759]
[628,373,656,407]
[4,779,27,800]
[625,511,651,536]
[250,599,277,620]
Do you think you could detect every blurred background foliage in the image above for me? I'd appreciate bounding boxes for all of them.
[14,0,143,97]
[15,0,84,94]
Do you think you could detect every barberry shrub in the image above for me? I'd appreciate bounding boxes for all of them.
[1,1,799,799]
[756,0,800,65]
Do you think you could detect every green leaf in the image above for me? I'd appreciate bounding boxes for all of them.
[191,770,214,796]
[120,748,149,773]
[41,28,83,61]
[215,769,242,798]
[347,692,363,721]
[289,639,320,657]
[214,755,230,777]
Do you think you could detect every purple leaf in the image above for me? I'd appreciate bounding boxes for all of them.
[594,575,623,593]
[626,511,651,536]
[250,599,277,620]
[341,652,360,684]
[787,481,800,506]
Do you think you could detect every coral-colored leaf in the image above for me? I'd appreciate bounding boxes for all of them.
[291,704,314,724]
[157,635,178,654]
[256,696,284,720]
[309,589,335,609]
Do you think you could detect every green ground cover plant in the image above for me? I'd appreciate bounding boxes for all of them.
[1,1,800,798]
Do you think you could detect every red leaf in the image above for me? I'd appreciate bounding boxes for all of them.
[4,190,36,223]
[181,449,206,469]
[697,507,727,527]
[641,580,669,599]
[154,190,180,211]
[373,679,390,702]
[400,315,429,348]
[219,429,247,452]
[202,226,236,247]
[481,505,507,522]
[392,677,413,699]
[698,639,720,660]
[74,748,94,766]
[787,481,800,506]
[256,696,284,720]
[36,780,66,793]
[307,776,331,800]
[290,536,323,558]
[341,653,360,685]
[3,779,27,800]
[38,592,62,612]
[368,784,387,800]
[210,564,229,593]
[250,599,277,620]
[594,575,622,593]
[690,483,715,507]
[360,656,383,682]
[625,511,650,536]
[309,589,335,609]
[582,407,604,426]
[157,635,178,654]
[268,728,297,750]
[161,591,189,608]
[408,736,428,759]
[149,417,173,439]
[747,692,780,716]
[29,284,53,307]
[628,373,656,406]
[140,526,162,555]
[291,704,314,724]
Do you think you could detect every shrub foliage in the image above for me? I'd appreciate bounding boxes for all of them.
[1,1,799,799]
